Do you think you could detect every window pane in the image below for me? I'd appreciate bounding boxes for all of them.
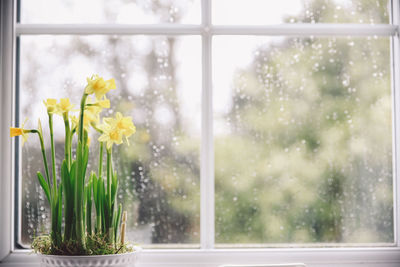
[213,0,390,25]
[19,35,201,247]
[20,0,200,24]
[214,36,393,245]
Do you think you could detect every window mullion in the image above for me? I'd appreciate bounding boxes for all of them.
[15,24,396,37]
[211,24,396,36]
[0,0,16,261]
[201,0,214,250]
[391,0,400,247]
[15,23,203,35]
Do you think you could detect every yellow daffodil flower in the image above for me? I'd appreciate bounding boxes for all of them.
[10,119,29,144]
[104,112,136,139]
[84,74,116,100]
[84,105,101,126]
[43,98,58,114]
[93,96,110,108]
[56,98,75,115]
[98,127,123,150]
[98,112,136,149]
[70,103,102,132]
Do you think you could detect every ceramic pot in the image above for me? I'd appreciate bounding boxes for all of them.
[38,250,140,267]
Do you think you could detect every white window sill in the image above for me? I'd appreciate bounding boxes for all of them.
[1,248,400,267]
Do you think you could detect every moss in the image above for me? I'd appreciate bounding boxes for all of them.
[31,234,135,256]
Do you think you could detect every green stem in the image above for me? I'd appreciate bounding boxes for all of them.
[98,142,104,179]
[96,143,104,233]
[78,94,88,144]
[91,123,103,134]
[107,148,112,210]
[75,141,84,246]
[48,114,60,247]
[106,148,113,241]
[70,128,75,159]
[75,93,88,248]
[63,113,71,169]
[48,114,57,194]
[31,129,51,198]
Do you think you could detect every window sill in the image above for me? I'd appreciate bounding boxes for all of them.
[1,247,400,267]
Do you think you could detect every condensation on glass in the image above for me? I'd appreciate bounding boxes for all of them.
[213,36,393,245]
[20,0,201,24]
[18,35,201,247]
[213,0,390,25]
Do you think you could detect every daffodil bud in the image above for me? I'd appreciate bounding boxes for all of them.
[43,99,58,114]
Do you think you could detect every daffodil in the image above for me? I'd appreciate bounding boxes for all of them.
[56,98,75,115]
[85,75,116,100]
[71,104,102,133]
[85,96,110,109]
[43,98,58,114]
[84,105,101,127]
[9,119,29,144]
[98,126,123,150]
[95,97,110,109]
[103,112,136,140]
[98,112,136,149]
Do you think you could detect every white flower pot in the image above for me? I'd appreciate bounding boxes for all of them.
[38,250,140,267]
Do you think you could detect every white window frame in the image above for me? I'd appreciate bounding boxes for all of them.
[1,0,400,266]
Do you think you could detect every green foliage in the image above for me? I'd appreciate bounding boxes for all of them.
[215,35,393,244]
[29,90,131,254]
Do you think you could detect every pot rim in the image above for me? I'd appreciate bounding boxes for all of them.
[37,246,141,259]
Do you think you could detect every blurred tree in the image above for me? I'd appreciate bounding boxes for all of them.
[215,0,393,244]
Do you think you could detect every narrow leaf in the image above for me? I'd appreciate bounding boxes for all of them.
[37,172,51,204]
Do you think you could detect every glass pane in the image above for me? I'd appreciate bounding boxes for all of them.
[20,0,200,24]
[214,36,393,245]
[19,35,201,247]
[213,0,390,25]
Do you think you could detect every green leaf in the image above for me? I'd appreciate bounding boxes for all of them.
[86,178,93,235]
[57,184,63,233]
[114,203,122,242]
[61,160,71,204]
[111,171,118,205]
[82,144,89,182]
[91,172,98,203]
[75,141,85,242]
[70,160,76,196]
[37,171,51,204]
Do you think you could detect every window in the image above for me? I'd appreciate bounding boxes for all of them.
[1,0,400,266]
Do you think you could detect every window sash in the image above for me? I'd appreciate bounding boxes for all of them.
[1,1,400,265]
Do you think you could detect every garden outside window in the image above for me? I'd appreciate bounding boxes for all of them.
[1,0,400,266]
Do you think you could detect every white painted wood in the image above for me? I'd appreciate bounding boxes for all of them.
[211,24,397,36]
[218,264,306,267]
[15,24,397,36]
[15,24,203,35]
[200,0,215,250]
[2,248,400,267]
[391,0,400,247]
[0,0,16,261]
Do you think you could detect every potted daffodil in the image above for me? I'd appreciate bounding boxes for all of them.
[10,75,140,267]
